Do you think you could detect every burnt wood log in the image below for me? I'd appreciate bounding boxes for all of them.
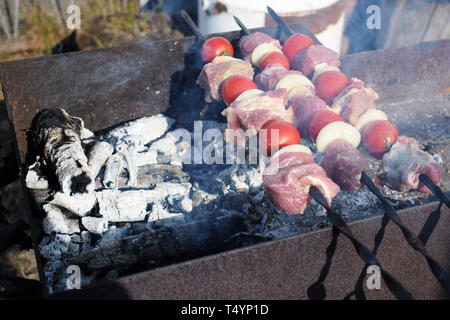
[32,108,93,195]
[67,214,248,270]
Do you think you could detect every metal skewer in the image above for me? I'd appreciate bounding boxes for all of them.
[233,16,251,36]
[265,6,450,295]
[181,10,205,42]
[309,186,413,300]
[266,6,322,45]
[419,174,449,208]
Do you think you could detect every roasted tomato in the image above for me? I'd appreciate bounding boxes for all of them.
[362,120,399,159]
[259,51,290,71]
[308,110,344,141]
[259,120,301,157]
[282,33,314,62]
[315,71,351,105]
[221,76,258,106]
[201,37,234,63]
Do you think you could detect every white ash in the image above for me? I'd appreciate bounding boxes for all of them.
[103,114,175,147]
[147,202,186,228]
[81,217,108,234]
[136,150,158,167]
[87,141,114,178]
[42,204,80,235]
[50,191,97,217]
[103,153,124,189]
[81,127,94,140]
[97,189,148,222]
[115,136,140,187]
[25,160,49,190]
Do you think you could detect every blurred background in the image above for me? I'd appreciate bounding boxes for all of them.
[0,0,448,291]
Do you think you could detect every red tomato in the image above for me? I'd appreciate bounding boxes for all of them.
[259,51,290,71]
[282,34,315,63]
[221,76,257,106]
[362,120,399,159]
[259,120,301,157]
[308,110,344,141]
[315,71,351,105]
[201,37,234,63]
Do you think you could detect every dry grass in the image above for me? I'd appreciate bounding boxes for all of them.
[0,0,183,61]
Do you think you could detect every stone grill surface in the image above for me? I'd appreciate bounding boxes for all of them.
[0,24,449,298]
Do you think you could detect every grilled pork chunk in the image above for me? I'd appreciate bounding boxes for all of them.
[322,139,369,192]
[196,56,254,102]
[291,45,341,78]
[263,150,339,214]
[254,63,289,91]
[222,89,291,145]
[375,136,442,193]
[331,78,379,126]
[238,32,282,62]
[290,95,329,134]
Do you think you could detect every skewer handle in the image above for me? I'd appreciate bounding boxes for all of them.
[308,186,413,300]
[233,16,251,35]
[181,10,205,41]
[267,6,322,45]
[266,6,293,37]
[419,174,450,208]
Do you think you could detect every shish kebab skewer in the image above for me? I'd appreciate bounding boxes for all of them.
[267,7,446,206]
[262,8,450,294]
[184,12,341,216]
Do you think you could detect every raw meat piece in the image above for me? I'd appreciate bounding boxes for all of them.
[375,136,442,193]
[322,139,369,192]
[291,45,341,78]
[238,32,282,62]
[196,57,254,102]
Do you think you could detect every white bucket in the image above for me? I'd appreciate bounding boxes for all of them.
[198,0,346,54]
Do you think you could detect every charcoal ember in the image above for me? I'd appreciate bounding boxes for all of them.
[32,108,94,195]
[81,216,108,234]
[137,164,191,186]
[42,204,80,235]
[87,141,114,179]
[50,191,97,217]
[96,182,191,222]
[147,202,186,227]
[39,234,75,259]
[103,153,124,189]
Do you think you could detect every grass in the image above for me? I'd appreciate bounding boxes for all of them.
[0,0,182,60]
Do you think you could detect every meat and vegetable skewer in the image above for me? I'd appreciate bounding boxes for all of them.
[264,8,444,200]
[185,13,341,216]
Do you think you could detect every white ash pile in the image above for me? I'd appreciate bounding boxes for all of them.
[25,108,269,294]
